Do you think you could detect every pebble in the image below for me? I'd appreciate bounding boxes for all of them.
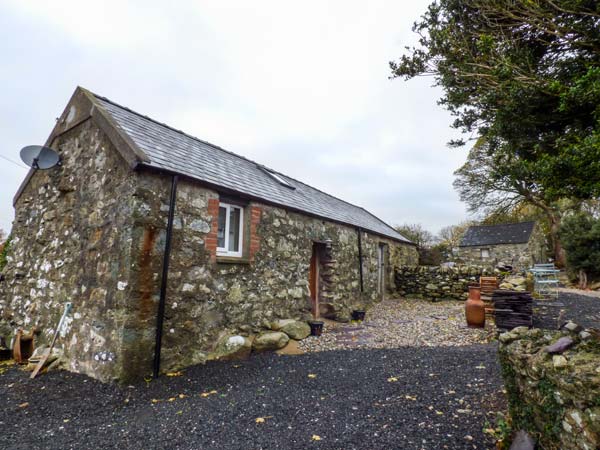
[552,355,568,369]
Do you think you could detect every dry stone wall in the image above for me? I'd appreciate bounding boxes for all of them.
[394,265,496,300]
[499,325,600,450]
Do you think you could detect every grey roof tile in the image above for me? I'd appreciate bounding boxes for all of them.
[92,93,411,243]
[460,222,536,247]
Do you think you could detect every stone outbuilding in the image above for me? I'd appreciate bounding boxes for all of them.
[457,221,546,269]
[0,87,417,381]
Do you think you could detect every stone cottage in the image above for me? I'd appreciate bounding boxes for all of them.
[0,87,417,382]
[457,221,546,269]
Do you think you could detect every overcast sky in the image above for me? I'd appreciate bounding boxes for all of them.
[0,0,470,236]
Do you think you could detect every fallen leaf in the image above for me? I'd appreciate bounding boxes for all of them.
[176,410,183,415]
[387,377,398,382]
[312,435,322,441]
[168,397,176,402]
[308,374,317,379]
[63,419,70,423]
[404,395,417,401]
[166,371,183,377]
[18,402,29,408]
[436,410,444,415]
[200,392,211,398]
[209,390,217,394]
[151,399,161,404]
[255,415,273,424]
[178,394,186,399]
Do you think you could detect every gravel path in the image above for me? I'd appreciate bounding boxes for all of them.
[534,291,600,330]
[0,345,504,450]
[299,298,494,353]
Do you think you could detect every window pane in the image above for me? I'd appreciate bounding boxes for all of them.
[217,206,227,248]
[228,207,241,252]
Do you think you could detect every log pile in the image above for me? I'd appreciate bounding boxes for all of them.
[492,290,533,330]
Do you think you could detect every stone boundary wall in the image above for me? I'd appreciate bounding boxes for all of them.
[394,265,497,300]
[499,325,600,450]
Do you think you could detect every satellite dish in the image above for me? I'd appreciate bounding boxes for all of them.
[20,145,60,170]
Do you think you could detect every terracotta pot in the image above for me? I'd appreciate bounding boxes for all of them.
[465,286,485,328]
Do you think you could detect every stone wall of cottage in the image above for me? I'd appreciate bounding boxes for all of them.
[0,119,418,381]
[394,265,497,300]
[0,120,137,382]
[499,326,600,450]
[457,241,544,270]
[129,170,419,376]
[457,224,548,269]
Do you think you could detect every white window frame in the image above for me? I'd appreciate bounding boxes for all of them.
[217,202,244,257]
[480,248,490,259]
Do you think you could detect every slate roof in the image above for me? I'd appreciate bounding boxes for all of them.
[91,93,411,243]
[460,222,536,247]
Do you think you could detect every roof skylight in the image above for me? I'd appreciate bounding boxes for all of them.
[259,165,295,189]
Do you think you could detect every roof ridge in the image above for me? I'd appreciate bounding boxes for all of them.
[89,90,404,239]
[471,221,536,228]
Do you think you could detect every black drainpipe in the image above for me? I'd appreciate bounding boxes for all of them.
[153,174,179,378]
[357,227,364,292]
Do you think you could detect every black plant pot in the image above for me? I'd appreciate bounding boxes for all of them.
[308,321,324,336]
[352,310,366,321]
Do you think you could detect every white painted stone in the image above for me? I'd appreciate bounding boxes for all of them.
[117,281,128,291]
[226,335,246,349]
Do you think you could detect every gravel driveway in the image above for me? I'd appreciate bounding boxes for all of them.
[534,291,600,330]
[0,345,504,450]
[299,298,494,353]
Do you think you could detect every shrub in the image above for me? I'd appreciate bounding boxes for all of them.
[559,213,600,287]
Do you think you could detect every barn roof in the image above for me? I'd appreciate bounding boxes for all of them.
[460,221,536,247]
[86,90,411,243]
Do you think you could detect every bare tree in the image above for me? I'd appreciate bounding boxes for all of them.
[395,223,435,248]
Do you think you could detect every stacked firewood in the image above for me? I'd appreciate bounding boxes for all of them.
[492,290,533,330]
